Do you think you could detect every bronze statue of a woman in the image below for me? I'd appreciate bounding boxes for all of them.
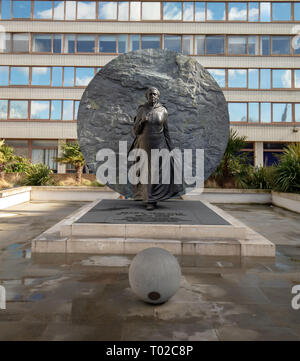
[129,87,183,210]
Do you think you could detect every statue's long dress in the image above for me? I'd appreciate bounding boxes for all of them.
[128,102,183,203]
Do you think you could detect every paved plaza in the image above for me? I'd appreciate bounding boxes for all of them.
[0,201,300,341]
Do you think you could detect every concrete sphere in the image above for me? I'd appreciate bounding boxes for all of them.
[129,247,181,304]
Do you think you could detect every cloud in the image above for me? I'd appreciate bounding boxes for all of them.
[183,4,193,20]
[195,9,205,21]
[207,9,225,20]
[76,75,93,86]
[10,102,28,119]
[163,3,181,20]
[77,1,96,19]
[33,67,48,75]
[31,101,49,117]
[142,2,160,20]
[228,7,247,20]
[229,69,246,78]
[282,70,291,88]
[209,69,225,77]
[130,2,140,20]
[249,8,259,21]
[36,3,53,19]
[99,1,117,19]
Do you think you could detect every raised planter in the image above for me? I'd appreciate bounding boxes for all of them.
[0,186,31,210]
[272,192,300,214]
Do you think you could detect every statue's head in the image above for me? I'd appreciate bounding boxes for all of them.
[145,87,160,105]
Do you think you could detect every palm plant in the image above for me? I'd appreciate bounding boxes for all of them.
[55,142,85,184]
[0,140,15,180]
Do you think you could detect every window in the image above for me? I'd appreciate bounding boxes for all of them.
[32,67,51,86]
[272,36,290,54]
[195,2,205,21]
[77,35,95,53]
[273,104,292,122]
[53,34,62,53]
[228,103,247,122]
[0,100,8,119]
[75,101,80,120]
[141,35,160,49]
[1,0,11,19]
[0,33,10,53]
[182,35,193,55]
[295,70,300,88]
[195,35,205,54]
[228,2,247,21]
[12,34,29,52]
[130,2,141,21]
[64,35,75,53]
[272,2,291,21]
[52,67,63,87]
[33,34,52,53]
[228,69,247,88]
[118,1,129,20]
[272,70,291,88]
[163,2,182,20]
[228,36,247,54]
[63,101,74,120]
[261,103,271,123]
[142,2,160,20]
[248,69,259,89]
[4,140,28,158]
[99,35,117,53]
[260,2,271,21]
[77,1,96,19]
[51,100,62,120]
[64,67,74,87]
[164,35,181,53]
[130,35,140,51]
[66,1,76,20]
[248,2,259,22]
[206,36,225,54]
[34,1,53,19]
[118,35,128,53]
[99,1,117,19]
[9,100,28,119]
[295,3,300,21]
[30,101,50,119]
[12,0,31,18]
[261,36,270,55]
[248,103,259,122]
[206,2,225,20]
[295,104,300,122]
[0,66,9,85]
[75,68,94,86]
[248,36,259,55]
[10,67,29,85]
[53,1,64,20]
[208,69,225,87]
[31,141,58,171]
[183,2,194,21]
[260,69,271,89]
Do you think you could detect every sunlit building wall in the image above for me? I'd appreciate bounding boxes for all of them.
[0,0,299,171]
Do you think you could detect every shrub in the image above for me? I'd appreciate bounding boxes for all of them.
[23,163,53,186]
[5,155,31,174]
[244,166,276,190]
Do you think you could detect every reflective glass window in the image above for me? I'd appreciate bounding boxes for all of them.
[272,70,291,88]
[32,67,51,86]
[272,2,291,21]
[261,36,270,55]
[206,2,225,20]
[33,34,52,52]
[75,68,94,86]
[206,36,225,54]
[10,67,29,85]
[0,100,8,119]
[0,33,10,53]
[64,35,75,53]
[260,69,271,89]
[77,1,96,19]
[99,35,117,53]
[130,2,141,21]
[77,35,95,53]
[295,70,300,88]
[1,0,11,19]
[118,1,129,20]
[63,100,74,120]
[228,69,247,88]
[272,36,290,54]
[228,36,247,54]
[182,35,193,55]
[248,2,259,21]
[31,101,50,119]
[273,104,292,122]
[164,35,181,53]
[163,2,182,20]
[12,33,29,52]
[53,1,64,20]
[248,36,259,55]
[228,2,247,21]
[66,1,76,20]
[0,66,9,85]
[52,67,63,87]
[12,0,31,18]
[9,100,28,119]
[53,34,62,53]
[248,69,259,89]
[261,103,271,123]
[260,2,271,21]
[195,35,205,54]
[208,69,225,87]
[295,104,300,122]
[228,103,247,122]
[142,2,160,20]
[64,67,74,86]
[51,100,62,120]
[34,1,53,19]
[183,2,194,21]
[141,35,160,49]
[118,35,128,53]
[295,3,300,20]
[99,1,117,19]
[130,35,140,51]
[75,101,80,120]
[195,2,205,21]
[248,103,259,122]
